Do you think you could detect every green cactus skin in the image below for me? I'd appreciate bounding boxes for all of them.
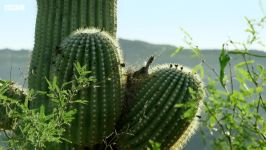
[0,80,26,130]
[28,0,117,108]
[53,28,123,147]
[118,64,204,150]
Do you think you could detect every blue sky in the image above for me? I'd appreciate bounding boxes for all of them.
[0,0,265,51]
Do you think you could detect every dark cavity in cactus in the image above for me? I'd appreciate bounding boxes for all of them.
[118,64,204,150]
[53,28,124,147]
[28,0,117,109]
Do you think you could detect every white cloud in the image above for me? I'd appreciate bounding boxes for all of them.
[4,4,25,12]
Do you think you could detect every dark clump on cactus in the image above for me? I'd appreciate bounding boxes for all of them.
[0,80,26,130]
[28,0,117,108]
[123,56,155,116]
[118,64,204,150]
[53,28,124,147]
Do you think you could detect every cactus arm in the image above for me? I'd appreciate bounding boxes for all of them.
[54,28,123,147]
[118,65,204,150]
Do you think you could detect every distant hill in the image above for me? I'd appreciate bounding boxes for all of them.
[119,39,176,66]
[0,49,31,86]
[119,39,266,68]
[0,39,266,150]
[0,39,266,85]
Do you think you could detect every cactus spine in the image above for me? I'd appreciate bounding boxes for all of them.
[118,65,204,150]
[54,28,123,147]
[28,0,117,108]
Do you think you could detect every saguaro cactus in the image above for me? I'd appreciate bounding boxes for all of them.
[118,65,204,150]
[28,0,117,108]
[54,28,123,147]
[1,0,206,149]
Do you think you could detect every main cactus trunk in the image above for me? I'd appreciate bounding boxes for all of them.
[28,0,117,108]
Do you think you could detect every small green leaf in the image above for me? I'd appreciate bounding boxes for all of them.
[171,46,184,57]
[219,46,230,88]
[73,99,88,104]
[236,68,252,81]
[148,140,161,150]
[192,46,201,56]
[255,86,264,93]
[40,105,45,116]
[182,108,195,119]
[175,103,185,108]
[235,60,254,68]
[256,64,264,73]
[61,137,72,143]
[209,116,216,128]
[192,64,204,78]
[24,97,29,107]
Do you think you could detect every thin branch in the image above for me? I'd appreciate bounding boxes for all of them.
[242,54,266,126]
[204,99,233,150]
